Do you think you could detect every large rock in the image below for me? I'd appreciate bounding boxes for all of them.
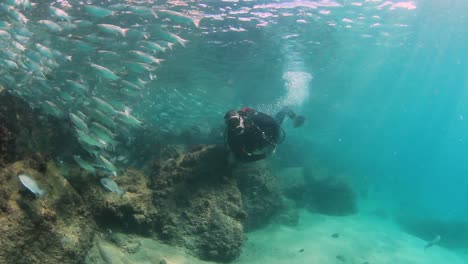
[277,167,306,204]
[0,123,14,168]
[0,158,95,263]
[234,162,282,230]
[73,168,159,235]
[0,89,81,165]
[303,166,357,216]
[397,212,468,249]
[152,145,245,262]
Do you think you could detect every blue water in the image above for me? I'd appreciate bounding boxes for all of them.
[167,0,468,247]
[2,0,468,261]
[166,0,468,225]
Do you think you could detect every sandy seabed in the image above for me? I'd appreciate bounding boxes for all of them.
[235,210,467,264]
[89,210,467,264]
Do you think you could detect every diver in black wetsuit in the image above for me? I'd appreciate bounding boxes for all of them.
[224,107,305,162]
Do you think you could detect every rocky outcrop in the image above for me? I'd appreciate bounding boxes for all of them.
[0,158,95,263]
[277,167,306,205]
[72,168,159,235]
[303,166,357,216]
[0,89,81,166]
[0,123,14,167]
[234,162,282,230]
[397,212,468,249]
[152,145,245,262]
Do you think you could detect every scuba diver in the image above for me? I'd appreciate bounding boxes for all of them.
[224,107,305,163]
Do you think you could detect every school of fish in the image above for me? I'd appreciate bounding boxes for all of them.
[0,0,201,180]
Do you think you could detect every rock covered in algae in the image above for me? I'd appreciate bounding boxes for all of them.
[234,161,282,230]
[73,168,158,235]
[303,166,357,216]
[0,123,14,168]
[0,89,81,165]
[152,145,246,262]
[277,167,306,204]
[0,90,16,167]
[0,157,95,263]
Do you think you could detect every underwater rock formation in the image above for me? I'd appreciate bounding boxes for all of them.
[272,197,300,226]
[277,167,306,205]
[0,158,95,263]
[152,145,245,262]
[303,166,357,216]
[0,90,17,167]
[75,168,158,235]
[0,89,81,164]
[234,162,282,230]
[397,214,468,249]
[0,123,14,168]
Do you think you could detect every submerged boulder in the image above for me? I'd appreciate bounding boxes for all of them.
[234,162,282,230]
[277,167,306,204]
[152,145,245,262]
[303,167,357,216]
[0,124,14,168]
[72,168,158,235]
[0,158,95,263]
[0,89,81,165]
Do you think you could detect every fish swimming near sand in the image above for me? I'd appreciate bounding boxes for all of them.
[18,173,46,198]
[100,177,125,197]
[424,235,441,250]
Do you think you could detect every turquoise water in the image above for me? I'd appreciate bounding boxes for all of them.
[1,0,468,262]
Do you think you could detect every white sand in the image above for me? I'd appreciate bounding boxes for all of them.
[235,210,467,264]
[87,210,467,264]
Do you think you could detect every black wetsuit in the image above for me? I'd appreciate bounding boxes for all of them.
[225,107,289,162]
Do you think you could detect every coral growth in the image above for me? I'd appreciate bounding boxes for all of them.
[0,158,95,263]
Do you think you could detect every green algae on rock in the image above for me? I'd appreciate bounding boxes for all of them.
[234,161,282,231]
[152,145,245,262]
[0,159,95,263]
[0,89,82,165]
[74,168,158,235]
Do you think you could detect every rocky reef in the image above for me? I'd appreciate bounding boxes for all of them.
[304,166,357,216]
[70,168,159,236]
[0,158,95,263]
[397,211,468,249]
[0,122,14,168]
[152,145,245,262]
[75,145,252,262]
[0,87,359,263]
[278,166,357,216]
[234,162,282,230]
[0,89,81,166]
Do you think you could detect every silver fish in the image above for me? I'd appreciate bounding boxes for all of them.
[18,174,46,198]
[100,177,125,197]
[49,6,72,21]
[70,113,89,133]
[73,155,96,174]
[97,24,130,37]
[84,5,114,18]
